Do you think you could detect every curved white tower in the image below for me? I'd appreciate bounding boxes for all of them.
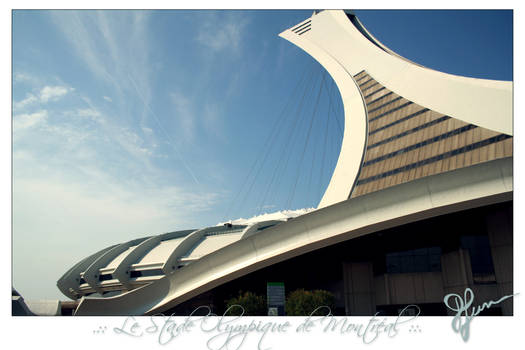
[60,10,513,316]
[281,10,512,208]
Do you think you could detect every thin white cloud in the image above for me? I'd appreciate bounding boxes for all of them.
[74,108,105,124]
[13,153,221,299]
[40,85,71,102]
[13,93,38,110]
[14,85,72,110]
[50,11,152,115]
[115,127,154,157]
[13,11,224,300]
[48,11,178,167]
[76,108,100,118]
[13,72,39,85]
[13,72,29,83]
[201,102,228,143]
[42,123,91,147]
[50,11,117,90]
[170,91,195,139]
[142,126,153,135]
[13,110,48,131]
[196,13,249,54]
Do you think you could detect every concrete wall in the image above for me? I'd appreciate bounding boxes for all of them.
[342,244,511,315]
[486,205,513,315]
[342,262,375,315]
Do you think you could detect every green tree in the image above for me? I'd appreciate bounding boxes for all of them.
[285,289,334,316]
[225,291,267,316]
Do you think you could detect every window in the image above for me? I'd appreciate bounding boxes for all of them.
[461,235,496,283]
[386,247,441,273]
[99,274,113,281]
[129,269,164,278]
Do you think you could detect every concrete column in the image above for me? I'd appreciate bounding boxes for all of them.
[441,249,472,315]
[486,204,513,315]
[342,262,375,315]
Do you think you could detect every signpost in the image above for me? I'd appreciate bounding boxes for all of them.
[267,282,285,316]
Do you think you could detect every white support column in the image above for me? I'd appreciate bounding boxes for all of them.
[83,237,149,294]
[161,228,205,274]
[56,244,117,299]
[240,220,283,240]
[113,235,163,290]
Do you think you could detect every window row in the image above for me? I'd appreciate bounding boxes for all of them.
[369,101,413,123]
[356,134,511,185]
[367,95,403,114]
[366,91,394,107]
[364,86,386,99]
[363,124,478,167]
[367,115,450,150]
[369,108,430,135]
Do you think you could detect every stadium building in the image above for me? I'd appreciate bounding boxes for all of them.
[21,10,512,316]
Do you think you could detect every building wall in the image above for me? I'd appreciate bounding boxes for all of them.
[166,201,512,316]
[486,203,513,315]
[342,262,375,315]
[351,70,513,198]
[341,201,512,316]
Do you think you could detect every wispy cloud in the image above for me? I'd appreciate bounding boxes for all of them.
[40,85,71,102]
[13,140,220,235]
[49,11,152,111]
[13,11,233,299]
[13,97,220,233]
[13,72,40,85]
[48,10,201,184]
[74,108,104,124]
[50,11,119,91]
[196,12,249,54]
[75,108,100,118]
[13,148,221,299]
[13,110,48,131]
[169,91,195,139]
[13,93,38,110]
[14,85,72,110]
[142,126,153,135]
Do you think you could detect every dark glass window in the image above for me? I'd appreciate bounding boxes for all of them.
[99,274,113,281]
[386,247,441,273]
[129,269,164,278]
[461,235,495,283]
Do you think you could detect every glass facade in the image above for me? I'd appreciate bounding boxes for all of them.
[385,247,442,273]
[461,235,496,283]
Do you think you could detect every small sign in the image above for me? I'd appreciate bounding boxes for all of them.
[267,282,285,316]
[267,307,278,316]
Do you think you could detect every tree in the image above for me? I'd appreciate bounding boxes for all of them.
[224,291,267,316]
[285,289,334,316]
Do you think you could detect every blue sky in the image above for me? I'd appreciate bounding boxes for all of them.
[12,10,513,300]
